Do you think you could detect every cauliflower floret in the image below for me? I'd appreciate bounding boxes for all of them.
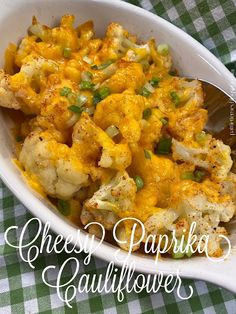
[103,61,145,93]
[73,113,132,171]
[93,93,145,143]
[0,57,59,114]
[80,206,119,231]
[151,78,204,114]
[220,172,236,211]
[172,137,233,181]
[29,17,52,42]
[19,131,90,199]
[149,78,206,140]
[0,70,21,109]
[148,38,172,74]
[122,43,150,63]
[97,23,137,62]
[81,171,136,230]
[170,180,235,256]
[29,15,79,51]
[144,208,179,235]
[77,20,103,53]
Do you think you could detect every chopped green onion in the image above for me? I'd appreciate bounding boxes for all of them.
[172,240,190,259]
[82,56,93,64]
[144,149,151,160]
[160,117,168,125]
[76,94,88,106]
[195,131,208,144]
[79,80,95,90]
[105,125,119,138]
[91,60,113,70]
[67,92,77,104]
[99,86,110,99]
[181,170,206,182]
[67,92,87,106]
[155,137,172,155]
[181,171,195,181]
[84,106,95,116]
[194,170,206,183]
[134,175,144,191]
[144,82,155,93]
[142,108,152,120]
[93,92,101,106]
[157,43,169,56]
[172,250,185,259]
[68,105,83,114]
[60,87,72,96]
[185,246,193,258]
[93,87,110,105]
[15,135,23,142]
[91,64,98,70]
[140,86,151,97]
[63,47,72,58]
[150,77,160,87]
[57,199,70,216]
[170,91,180,107]
[81,71,93,81]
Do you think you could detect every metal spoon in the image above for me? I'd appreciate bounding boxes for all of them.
[190,79,236,153]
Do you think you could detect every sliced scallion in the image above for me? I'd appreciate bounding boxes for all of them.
[160,117,168,125]
[140,86,151,97]
[105,125,119,138]
[155,137,172,155]
[181,171,195,181]
[150,77,160,87]
[194,170,206,183]
[181,170,206,182]
[142,108,152,120]
[172,240,188,259]
[93,92,101,106]
[91,60,113,70]
[81,71,93,81]
[84,106,95,116]
[57,199,70,216]
[68,105,83,114]
[144,82,155,93]
[144,149,151,160]
[170,91,180,107]
[195,131,208,144]
[134,175,144,191]
[82,56,93,64]
[93,87,110,105]
[63,47,72,58]
[76,94,88,106]
[157,43,169,56]
[99,86,110,99]
[79,80,95,90]
[60,87,72,96]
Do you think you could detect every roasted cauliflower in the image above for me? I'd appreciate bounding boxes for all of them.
[0,15,234,259]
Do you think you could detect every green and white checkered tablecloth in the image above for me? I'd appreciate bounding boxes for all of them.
[0,0,236,313]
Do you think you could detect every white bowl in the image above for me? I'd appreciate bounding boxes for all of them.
[0,0,236,292]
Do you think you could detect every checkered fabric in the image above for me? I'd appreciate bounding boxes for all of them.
[127,0,236,75]
[0,1,236,313]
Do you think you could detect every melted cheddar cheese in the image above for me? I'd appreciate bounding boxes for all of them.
[1,15,235,258]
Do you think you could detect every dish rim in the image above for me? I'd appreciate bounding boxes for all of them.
[0,0,236,293]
